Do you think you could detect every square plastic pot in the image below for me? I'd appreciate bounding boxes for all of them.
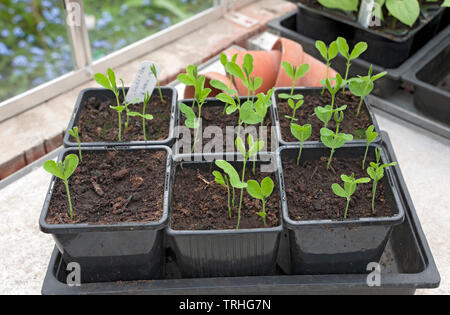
[278,143,405,275]
[64,87,178,148]
[174,97,277,155]
[292,2,445,69]
[268,11,446,98]
[403,26,450,125]
[271,87,381,147]
[39,146,172,283]
[166,153,283,278]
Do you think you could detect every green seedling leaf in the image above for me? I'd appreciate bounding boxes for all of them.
[240,101,263,125]
[226,62,245,81]
[337,37,350,59]
[215,160,247,189]
[243,53,254,78]
[247,180,263,200]
[213,171,227,187]
[107,68,117,91]
[332,183,347,198]
[261,177,274,198]
[386,0,420,27]
[350,42,368,60]
[179,103,199,129]
[177,73,195,86]
[315,40,328,60]
[210,79,229,92]
[282,61,294,79]
[318,0,359,11]
[63,154,79,179]
[94,73,112,90]
[110,105,126,112]
[315,105,333,127]
[43,160,65,180]
[278,93,291,99]
[235,136,246,157]
[290,123,312,142]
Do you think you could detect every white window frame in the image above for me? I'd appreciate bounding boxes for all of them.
[0,0,256,122]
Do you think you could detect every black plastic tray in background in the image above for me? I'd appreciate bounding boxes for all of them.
[41,132,440,295]
[271,87,381,147]
[292,2,445,68]
[403,26,450,125]
[63,87,178,148]
[268,11,445,98]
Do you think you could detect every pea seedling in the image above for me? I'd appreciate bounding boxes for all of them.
[326,74,344,111]
[367,148,397,214]
[315,40,338,93]
[315,104,347,128]
[332,173,370,219]
[126,91,153,141]
[290,123,312,166]
[67,127,82,162]
[320,112,353,171]
[226,53,262,102]
[43,154,79,220]
[246,177,274,227]
[178,65,212,152]
[281,61,310,97]
[349,65,387,116]
[336,37,368,93]
[362,125,378,170]
[215,159,248,228]
[213,170,233,218]
[150,64,164,104]
[219,52,238,90]
[235,134,264,229]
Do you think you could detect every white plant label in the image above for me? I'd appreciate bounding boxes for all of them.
[125,61,161,104]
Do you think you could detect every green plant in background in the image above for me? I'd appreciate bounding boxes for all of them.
[67,127,82,162]
[332,173,370,219]
[219,52,238,90]
[367,148,397,214]
[246,177,275,227]
[150,64,164,103]
[126,91,154,141]
[178,65,211,152]
[315,40,338,92]
[318,0,359,11]
[362,125,378,169]
[281,61,310,97]
[290,123,312,166]
[349,65,387,116]
[226,53,263,102]
[215,159,248,228]
[43,154,79,220]
[213,169,235,219]
[336,37,368,93]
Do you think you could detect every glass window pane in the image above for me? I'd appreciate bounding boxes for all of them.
[84,0,215,60]
[0,0,74,102]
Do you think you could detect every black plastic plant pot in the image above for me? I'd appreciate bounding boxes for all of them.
[39,146,172,283]
[174,97,277,155]
[278,143,405,275]
[166,153,283,278]
[403,26,450,125]
[271,87,380,147]
[64,87,178,148]
[292,2,445,69]
[268,11,441,98]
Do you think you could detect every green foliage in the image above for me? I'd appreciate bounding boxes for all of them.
[336,37,368,91]
[318,0,359,11]
[177,65,211,151]
[332,173,370,219]
[367,148,397,214]
[362,125,378,170]
[282,61,310,96]
[320,127,353,170]
[43,154,79,220]
[67,127,82,162]
[349,65,387,116]
[315,40,338,91]
[246,177,274,227]
[290,123,312,166]
[386,0,420,27]
[150,64,164,103]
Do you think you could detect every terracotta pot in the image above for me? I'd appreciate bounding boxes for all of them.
[225,49,281,96]
[184,72,237,99]
[272,37,337,88]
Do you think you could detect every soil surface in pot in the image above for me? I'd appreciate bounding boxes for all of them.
[178,104,274,153]
[74,91,172,143]
[282,154,395,221]
[276,90,373,142]
[171,164,280,230]
[46,150,167,225]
